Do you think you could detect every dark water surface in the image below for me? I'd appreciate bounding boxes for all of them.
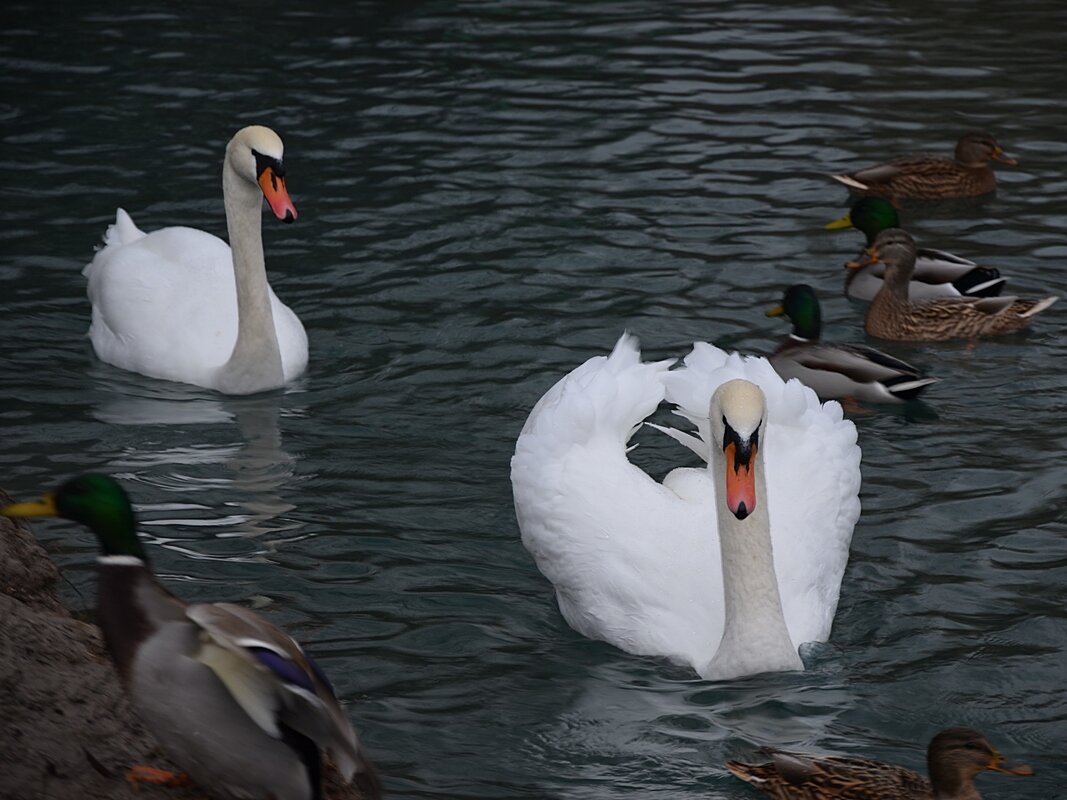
[2,2,1066,797]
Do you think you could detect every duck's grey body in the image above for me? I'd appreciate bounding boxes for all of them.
[132,619,314,800]
[97,559,377,800]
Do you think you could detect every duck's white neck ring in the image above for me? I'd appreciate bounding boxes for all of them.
[97,554,145,567]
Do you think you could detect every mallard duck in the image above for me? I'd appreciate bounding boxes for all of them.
[511,334,860,680]
[726,726,1032,799]
[0,474,382,800]
[767,284,937,404]
[830,132,1016,199]
[826,197,1007,302]
[84,126,308,395]
[854,229,1057,341]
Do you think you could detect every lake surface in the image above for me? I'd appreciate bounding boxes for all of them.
[2,2,1065,797]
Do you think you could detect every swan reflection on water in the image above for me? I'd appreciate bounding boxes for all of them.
[91,385,302,547]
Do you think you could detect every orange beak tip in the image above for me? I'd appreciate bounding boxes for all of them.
[258,170,298,223]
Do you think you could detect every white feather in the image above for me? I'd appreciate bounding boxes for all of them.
[511,334,861,676]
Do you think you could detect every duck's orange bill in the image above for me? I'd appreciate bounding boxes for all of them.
[846,247,878,270]
[258,168,298,223]
[992,148,1018,166]
[724,442,757,518]
[986,753,1033,776]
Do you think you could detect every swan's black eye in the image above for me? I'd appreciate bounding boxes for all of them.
[251,149,285,180]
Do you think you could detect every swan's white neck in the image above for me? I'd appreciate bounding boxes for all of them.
[215,155,284,394]
[702,439,803,680]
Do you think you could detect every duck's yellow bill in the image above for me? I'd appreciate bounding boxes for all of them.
[0,494,58,519]
[766,304,785,318]
[824,212,854,231]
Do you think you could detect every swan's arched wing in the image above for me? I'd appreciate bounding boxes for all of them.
[660,346,861,648]
[512,334,724,669]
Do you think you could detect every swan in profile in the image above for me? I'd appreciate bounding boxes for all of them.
[511,334,861,680]
[84,125,308,395]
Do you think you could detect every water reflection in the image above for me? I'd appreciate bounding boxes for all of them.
[91,383,300,543]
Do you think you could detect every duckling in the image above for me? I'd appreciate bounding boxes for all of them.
[768,284,937,403]
[853,229,1057,341]
[1,474,382,800]
[826,197,1006,302]
[831,132,1016,199]
[726,726,1032,800]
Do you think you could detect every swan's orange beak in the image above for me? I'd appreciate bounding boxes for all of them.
[258,168,297,223]
[724,441,757,520]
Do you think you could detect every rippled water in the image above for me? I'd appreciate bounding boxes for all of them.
[2,2,1066,797]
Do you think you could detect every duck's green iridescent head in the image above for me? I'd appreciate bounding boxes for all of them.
[826,197,901,245]
[767,284,821,340]
[1,473,145,559]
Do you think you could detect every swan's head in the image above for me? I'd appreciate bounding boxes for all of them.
[226,125,298,223]
[847,228,916,288]
[710,380,765,521]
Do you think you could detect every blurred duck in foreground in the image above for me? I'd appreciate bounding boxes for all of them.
[826,197,1007,302]
[767,284,937,404]
[1,474,382,800]
[830,132,1016,200]
[852,229,1057,341]
[726,726,1032,800]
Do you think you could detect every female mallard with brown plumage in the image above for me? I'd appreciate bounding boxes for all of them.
[826,197,1007,302]
[830,133,1016,199]
[853,229,1057,341]
[726,727,1032,800]
[767,284,937,404]
[1,474,382,800]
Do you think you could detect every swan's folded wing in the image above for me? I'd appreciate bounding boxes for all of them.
[511,333,724,669]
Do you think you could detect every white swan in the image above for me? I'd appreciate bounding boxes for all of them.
[83,126,308,395]
[511,333,861,680]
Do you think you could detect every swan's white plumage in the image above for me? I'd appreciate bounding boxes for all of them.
[84,210,307,390]
[83,126,308,395]
[511,333,861,677]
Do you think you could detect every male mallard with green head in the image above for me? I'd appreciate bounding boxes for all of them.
[727,726,1032,800]
[826,197,1007,302]
[767,284,937,404]
[853,229,1057,341]
[1,474,382,800]
[830,133,1016,199]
